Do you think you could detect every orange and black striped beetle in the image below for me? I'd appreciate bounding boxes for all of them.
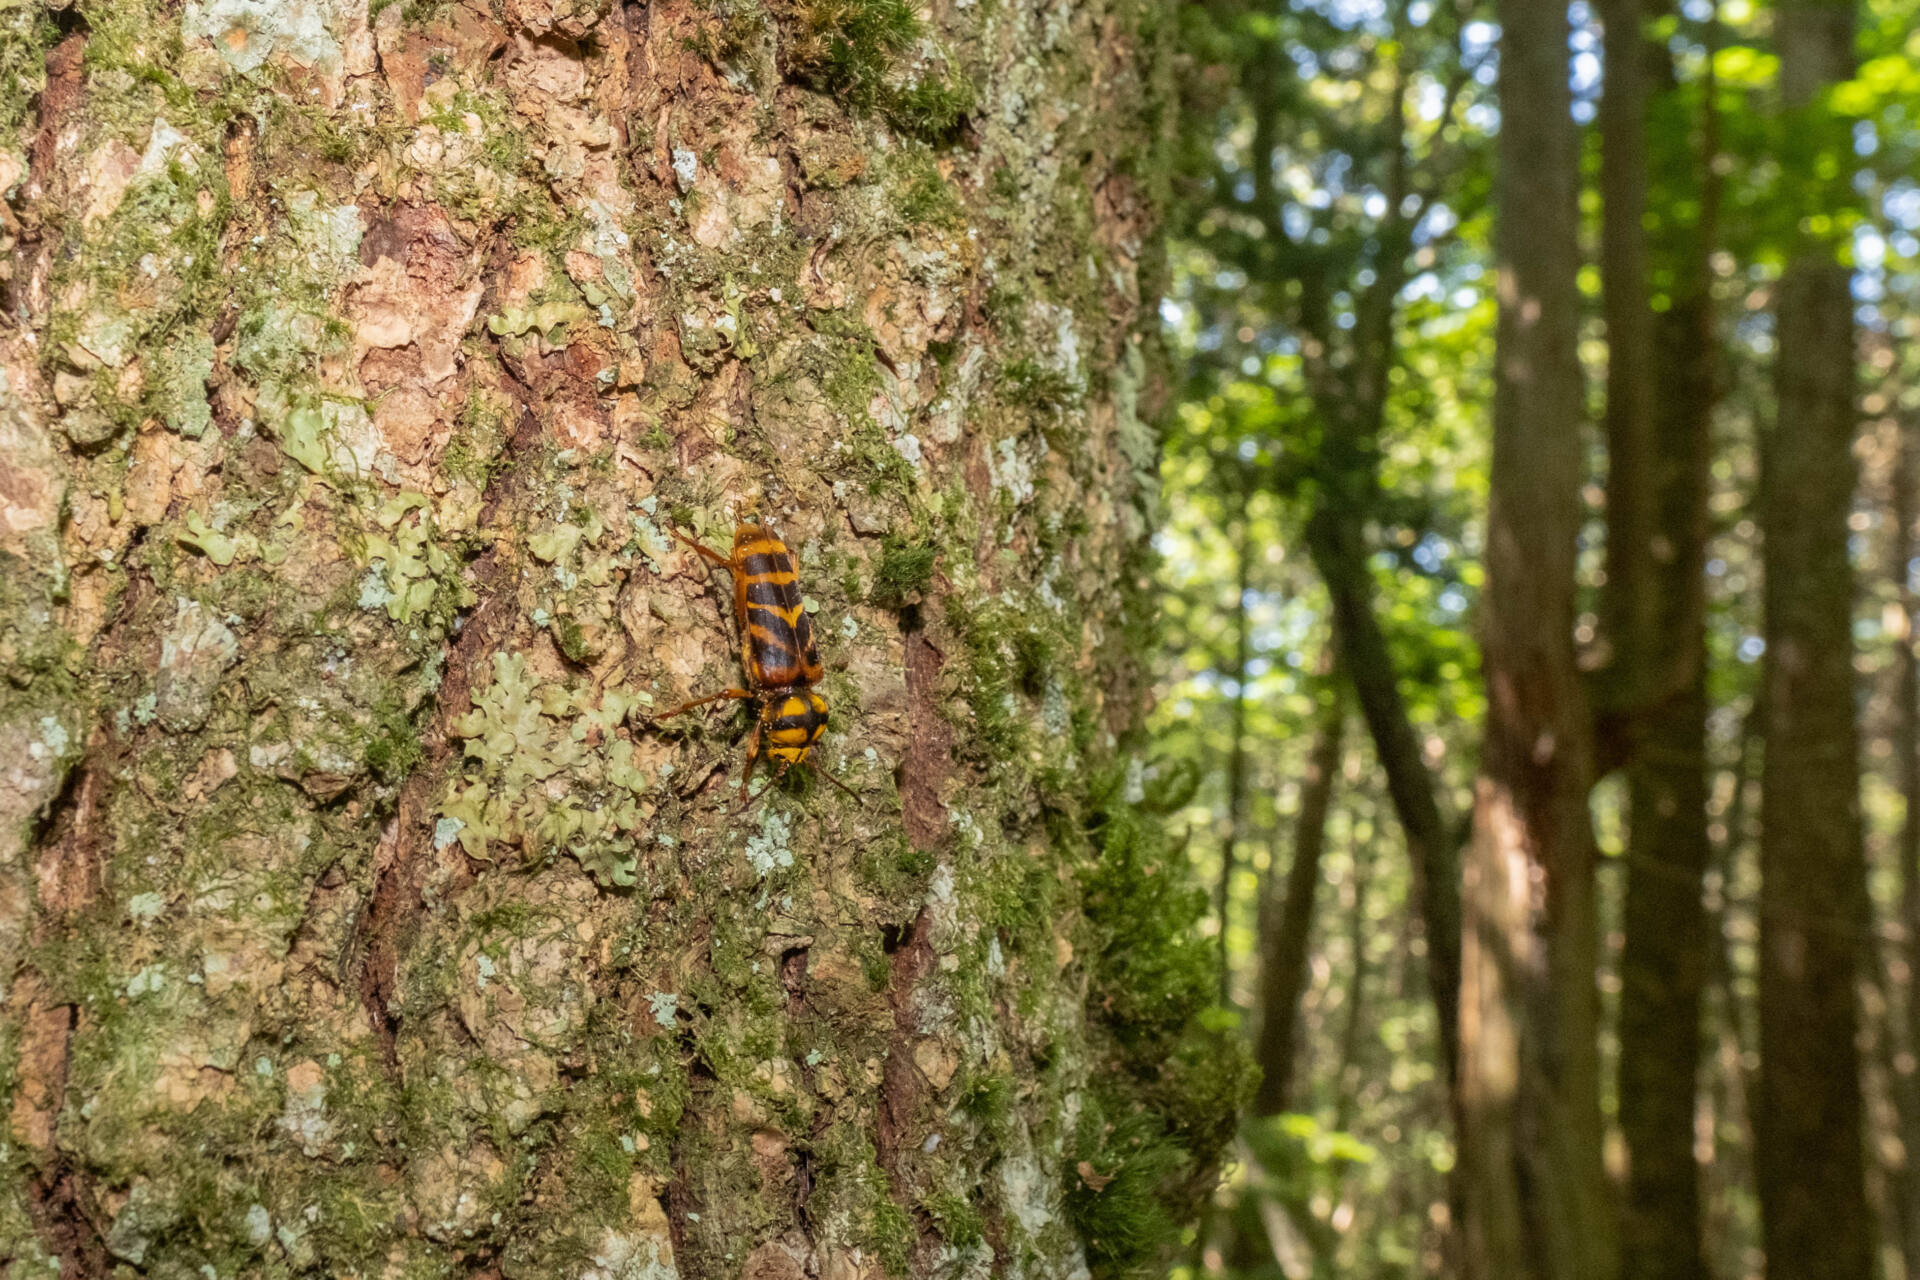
[654,520,859,807]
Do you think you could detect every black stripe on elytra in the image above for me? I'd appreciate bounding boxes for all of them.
[790,611,820,654]
[737,629,791,675]
[748,616,801,652]
[740,550,794,580]
[744,578,797,609]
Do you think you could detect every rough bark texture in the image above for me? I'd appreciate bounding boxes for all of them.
[0,1,1248,1276]
[1755,3,1872,1276]
[1610,5,1716,1277]
[1460,1,1617,1277]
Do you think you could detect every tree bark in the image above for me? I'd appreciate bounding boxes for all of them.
[1251,678,1343,1117]
[1608,4,1718,1277]
[0,1,1245,1275]
[1460,1,1617,1277]
[1755,3,1873,1278]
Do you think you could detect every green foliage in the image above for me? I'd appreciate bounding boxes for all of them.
[1067,767,1255,1274]
[1153,0,1504,1269]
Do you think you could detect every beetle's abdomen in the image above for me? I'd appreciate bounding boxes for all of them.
[734,525,824,687]
[765,690,830,764]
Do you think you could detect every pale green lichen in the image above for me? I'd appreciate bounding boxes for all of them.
[438,653,654,887]
[184,0,346,79]
[742,808,794,878]
[357,492,468,624]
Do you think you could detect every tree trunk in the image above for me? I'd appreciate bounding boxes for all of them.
[1460,1,1617,1277]
[1755,3,1873,1278]
[1615,308,1714,1280]
[1251,677,1343,1117]
[1598,0,1658,711]
[1896,411,1920,1279]
[1219,484,1254,1004]
[1702,713,1761,1279]
[0,1,1246,1276]
[1304,506,1460,1087]
[1609,4,1718,1277]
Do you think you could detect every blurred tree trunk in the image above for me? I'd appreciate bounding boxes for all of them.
[1605,3,1718,1277]
[1303,509,1460,1088]
[1220,480,1255,1003]
[1247,48,1463,1090]
[1896,412,1920,1278]
[1459,1,1618,1277]
[0,0,1247,1275]
[1330,830,1372,1137]
[1755,2,1873,1278]
[1252,675,1343,1116]
[1702,714,1761,1279]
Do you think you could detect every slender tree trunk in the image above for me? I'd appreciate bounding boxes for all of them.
[1599,0,1658,709]
[1898,411,1920,1278]
[0,0,1246,1274]
[1610,4,1719,1275]
[1220,486,1254,1003]
[1755,4,1873,1278]
[1331,829,1373,1138]
[1703,712,1761,1279]
[1252,676,1344,1117]
[1616,333,1713,1280]
[1305,507,1460,1087]
[1460,2,1618,1277]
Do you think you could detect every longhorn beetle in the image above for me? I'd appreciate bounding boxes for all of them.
[653,520,859,808]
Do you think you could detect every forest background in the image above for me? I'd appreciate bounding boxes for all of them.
[1163,0,1920,1278]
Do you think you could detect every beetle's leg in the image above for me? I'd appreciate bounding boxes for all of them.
[668,526,734,568]
[740,754,798,813]
[733,716,767,811]
[810,758,862,800]
[651,687,753,720]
